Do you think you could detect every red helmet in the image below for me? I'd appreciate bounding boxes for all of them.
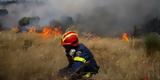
[61,31,79,46]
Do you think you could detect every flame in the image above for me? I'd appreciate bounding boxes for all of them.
[11,26,20,33]
[28,26,36,33]
[52,27,62,37]
[122,32,129,42]
[42,26,53,38]
[41,26,62,39]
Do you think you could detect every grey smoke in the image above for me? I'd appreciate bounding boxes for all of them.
[76,0,160,35]
[1,0,160,35]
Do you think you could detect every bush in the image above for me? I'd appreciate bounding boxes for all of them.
[144,33,160,56]
[23,39,32,50]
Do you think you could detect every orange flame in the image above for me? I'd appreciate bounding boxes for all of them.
[42,26,53,39]
[28,26,36,33]
[11,26,20,33]
[41,26,62,39]
[52,27,62,37]
[122,32,129,42]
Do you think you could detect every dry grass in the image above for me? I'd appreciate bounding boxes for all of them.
[0,31,160,80]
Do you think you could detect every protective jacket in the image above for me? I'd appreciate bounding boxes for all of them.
[65,43,99,74]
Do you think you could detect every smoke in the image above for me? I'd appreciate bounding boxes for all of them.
[1,0,160,35]
[75,0,160,35]
[2,0,92,27]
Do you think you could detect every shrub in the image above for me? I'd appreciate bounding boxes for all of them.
[144,33,160,56]
[23,39,32,50]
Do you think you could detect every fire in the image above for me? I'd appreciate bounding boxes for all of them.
[28,26,36,33]
[122,32,129,42]
[10,25,62,39]
[41,26,62,39]
[11,26,20,33]
[42,26,53,38]
[52,27,62,37]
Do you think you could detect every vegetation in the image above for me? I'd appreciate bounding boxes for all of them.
[0,21,2,31]
[143,17,160,34]
[144,33,160,56]
[18,17,40,26]
[0,31,160,80]
[131,17,160,37]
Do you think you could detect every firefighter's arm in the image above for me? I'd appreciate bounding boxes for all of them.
[66,49,77,67]
[71,56,87,73]
[66,54,73,67]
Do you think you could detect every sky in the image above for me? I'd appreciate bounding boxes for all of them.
[1,0,160,35]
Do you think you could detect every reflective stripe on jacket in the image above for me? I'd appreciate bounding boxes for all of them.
[66,43,99,73]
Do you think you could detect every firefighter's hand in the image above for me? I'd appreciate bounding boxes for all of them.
[58,67,71,77]
[69,49,76,57]
[70,73,81,80]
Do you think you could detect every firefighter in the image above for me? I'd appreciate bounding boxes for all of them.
[59,31,99,79]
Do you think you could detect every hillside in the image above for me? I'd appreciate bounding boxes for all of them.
[0,31,160,80]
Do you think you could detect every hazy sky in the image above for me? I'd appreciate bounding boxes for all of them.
[1,0,160,35]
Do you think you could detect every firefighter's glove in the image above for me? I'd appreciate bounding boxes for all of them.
[69,49,76,57]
